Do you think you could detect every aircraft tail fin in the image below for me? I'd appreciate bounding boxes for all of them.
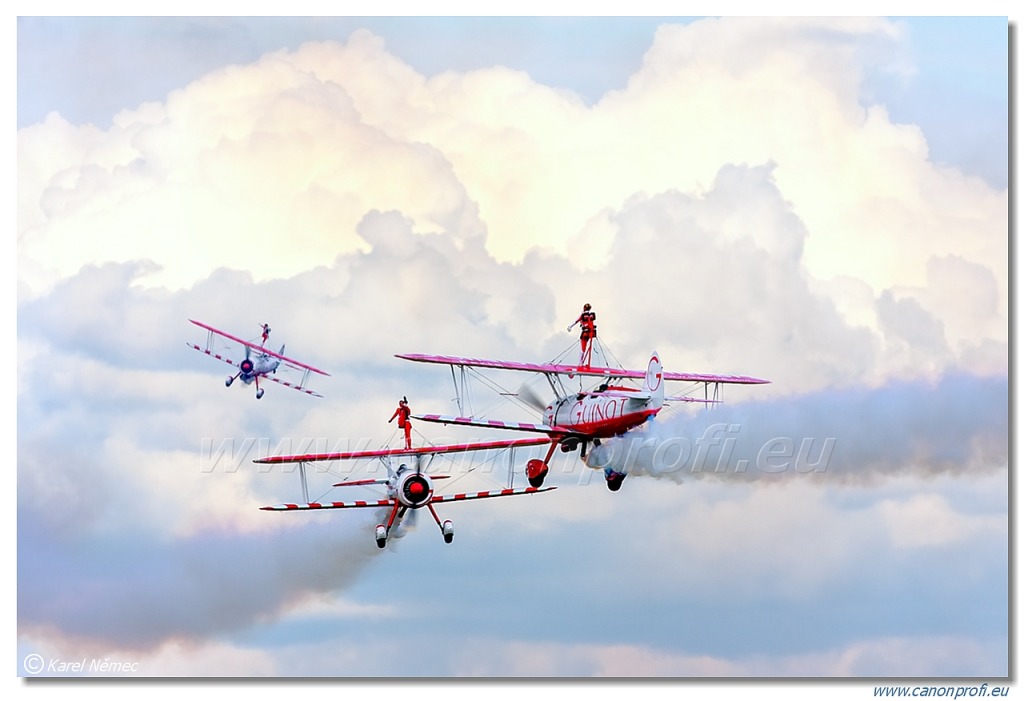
[644,351,665,409]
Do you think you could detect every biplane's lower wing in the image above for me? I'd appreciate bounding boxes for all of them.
[431,485,556,504]
[189,319,330,376]
[187,341,238,368]
[261,498,392,511]
[396,352,769,385]
[186,342,325,397]
[414,413,575,437]
[261,486,556,512]
[264,375,324,398]
[253,437,552,464]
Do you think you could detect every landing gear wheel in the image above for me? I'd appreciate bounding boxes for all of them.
[374,525,387,549]
[526,459,549,488]
[605,471,626,492]
[256,388,265,399]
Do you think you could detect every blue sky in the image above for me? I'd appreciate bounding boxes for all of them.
[14,11,1011,694]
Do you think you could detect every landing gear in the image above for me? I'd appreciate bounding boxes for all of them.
[256,388,265,399]
[526,459,549,488]
[225,375,235,387]
[605,469,626,492]
[422,504,455,544]
[374,502,402,549]
[526,442,559,488]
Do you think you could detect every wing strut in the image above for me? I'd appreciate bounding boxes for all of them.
[508,445,516,489]
[450,364,472,415]
[299,462,309,504]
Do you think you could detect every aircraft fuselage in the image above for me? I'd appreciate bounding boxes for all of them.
[237,354,280,385]
[543,391,659,439]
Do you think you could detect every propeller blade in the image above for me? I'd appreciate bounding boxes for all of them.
[517,382,549,413]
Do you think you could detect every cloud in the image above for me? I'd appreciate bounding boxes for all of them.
[19,20,1007,315]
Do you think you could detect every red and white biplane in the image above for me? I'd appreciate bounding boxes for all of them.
[186,319,330,399]
[396,349,769,491]
[256,437,555,548]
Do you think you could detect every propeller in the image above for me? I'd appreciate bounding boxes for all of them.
[240,345,254,374]
[406,453,427,530]
[516,382,549,414]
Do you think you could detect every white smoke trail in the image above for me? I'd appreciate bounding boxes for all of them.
[585,373,1007,484]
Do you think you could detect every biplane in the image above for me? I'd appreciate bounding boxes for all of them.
[255,438,556,548]
[396,349,769,491]
[186,319,330,399]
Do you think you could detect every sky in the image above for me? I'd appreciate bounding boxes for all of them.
[12,8,1013,697]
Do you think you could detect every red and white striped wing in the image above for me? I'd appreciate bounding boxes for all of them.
[186,342,241,369]
[189,319,330,376]
[396,352,768,385]
[187,342,325,397]
[431,486,557,504]
[254,437,552,464]
[264,374,324,398]
[260,498,393,511]
[414,413,576,437]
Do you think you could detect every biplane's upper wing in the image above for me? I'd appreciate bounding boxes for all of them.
[260,485,556,511]
[253,436,553,464]
[396,353,768,385]
[189,319,330,376]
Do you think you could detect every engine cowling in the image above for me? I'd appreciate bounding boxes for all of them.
[397,471,433,507]
[240,358,255,374]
